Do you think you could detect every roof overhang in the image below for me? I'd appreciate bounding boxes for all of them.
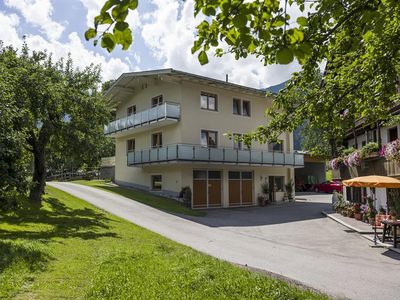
[104,68,267,102]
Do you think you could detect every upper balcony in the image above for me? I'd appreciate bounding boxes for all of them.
[127,144,304,168]
[104,102,180,137]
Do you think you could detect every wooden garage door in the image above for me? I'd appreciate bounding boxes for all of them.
[193,170,207,208]
[229,171,253,207]
[193,170,222,208]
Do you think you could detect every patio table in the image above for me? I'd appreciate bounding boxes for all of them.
[381,220,400,248]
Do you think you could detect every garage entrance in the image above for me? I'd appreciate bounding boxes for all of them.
[193,170,222,208]
[229,171,253,207]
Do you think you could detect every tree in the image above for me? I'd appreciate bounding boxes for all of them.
[0,48,29,209]
[88,1,400,155]
[0,43,112,203]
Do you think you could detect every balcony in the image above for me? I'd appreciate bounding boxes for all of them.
[127,144,304,167]
[104,102,180,136]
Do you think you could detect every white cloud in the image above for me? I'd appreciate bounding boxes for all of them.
[0,11,129,81]
[4,0,65,40]
[140,0,301,88]
[79,0,141,30]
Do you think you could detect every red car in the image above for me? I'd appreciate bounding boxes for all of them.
[313,179,343,193]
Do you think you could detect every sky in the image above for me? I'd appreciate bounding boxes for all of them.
[0,0,302,89]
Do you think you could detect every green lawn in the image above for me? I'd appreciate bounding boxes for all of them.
[74,179,206,217]
[0,186,329,299]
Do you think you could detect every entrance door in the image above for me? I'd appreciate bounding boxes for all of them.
[229,171,253,207]
[193,170,222,208]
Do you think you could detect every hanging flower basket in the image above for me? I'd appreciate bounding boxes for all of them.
[380,139,400,162]
[343,150,361,167]
[330,157,344,170]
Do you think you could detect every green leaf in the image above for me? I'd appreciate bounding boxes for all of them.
[101,33,116,52]
[128,0,138,10]
[276,47,294,64]
[232,14,247,28]
[84,28,97,41]
[115,21,129,31]
[202,6,216,16]
[297,16,308,26]
[198,51,209,65]
[112,5,129,22]
[114,25,133,50]
[363,30,373,42]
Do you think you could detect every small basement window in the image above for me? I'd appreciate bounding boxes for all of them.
[151,175,162,191]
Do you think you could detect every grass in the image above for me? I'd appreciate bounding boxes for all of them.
[0,186,329,299]
[74,179,206,217]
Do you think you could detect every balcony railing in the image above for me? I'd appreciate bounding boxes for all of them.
[104,102,180,135]
[127,144,304,167]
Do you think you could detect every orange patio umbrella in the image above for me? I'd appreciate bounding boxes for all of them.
[342,175,400,188]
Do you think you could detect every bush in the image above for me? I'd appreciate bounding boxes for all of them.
[180,186,192,207]
[341,147,356,156]
[360,142,379,158]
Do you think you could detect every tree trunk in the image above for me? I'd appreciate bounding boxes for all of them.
[29,146,46,203]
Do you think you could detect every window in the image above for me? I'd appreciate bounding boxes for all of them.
[242,100,250,116]
[268,140,284,152]
[201,130,218,147]
[270,176,284,192]
[151,175,162,190]
[389,127,398,142]
[233,98,241,115]
[152,132,162,148]
[362,140,366,147]
[193,170,207,179]
[127,105,136,116]
[367,130,377,143]
[200,92,217,111]
[233,133,246,150]
[151,95,163,107]
[127,139,135,152]
[232,99,251,116]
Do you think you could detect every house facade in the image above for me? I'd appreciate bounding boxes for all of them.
[104,69,304,208]
[337,116,400,210]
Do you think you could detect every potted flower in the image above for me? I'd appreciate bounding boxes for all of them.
[368,208,377,225]
[353,203,362,221]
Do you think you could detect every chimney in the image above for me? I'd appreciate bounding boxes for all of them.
[226,74,229,83]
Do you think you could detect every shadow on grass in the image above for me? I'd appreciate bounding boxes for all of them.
[0,196,119,241]
[0,240,50,273]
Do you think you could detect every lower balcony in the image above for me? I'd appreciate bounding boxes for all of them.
[127,144,304,167]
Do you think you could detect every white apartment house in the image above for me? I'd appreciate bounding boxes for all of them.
[104,69,304,208]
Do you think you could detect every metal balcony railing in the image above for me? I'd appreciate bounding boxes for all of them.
[104,102,180,135]
[127,144,304,167]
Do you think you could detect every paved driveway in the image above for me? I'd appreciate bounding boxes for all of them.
[49,183,400,300]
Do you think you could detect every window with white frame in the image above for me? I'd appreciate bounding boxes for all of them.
[152,132,162,148]
[200,92,217,111]
[201,130,218,147]
[151,95,163,107]
[232,98,251,116]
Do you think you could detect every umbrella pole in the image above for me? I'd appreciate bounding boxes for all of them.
[373,189,377,245]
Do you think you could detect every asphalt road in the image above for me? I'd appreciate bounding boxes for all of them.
[49,182,400,300]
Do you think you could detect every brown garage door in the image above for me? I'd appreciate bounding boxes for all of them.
[193,170,222,208]
[229,171,253,207]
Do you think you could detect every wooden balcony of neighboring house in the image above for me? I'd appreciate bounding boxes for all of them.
[104,101,180,137]
[126,144,304,167]
[339,152,400,179]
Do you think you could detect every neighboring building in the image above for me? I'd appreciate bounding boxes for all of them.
[266,82,326,191]
[104,69,304,208]
[338,112,400,210]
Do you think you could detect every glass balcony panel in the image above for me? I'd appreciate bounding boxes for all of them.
[262,151,273,164]
[274,152,284,164]
[285,153,294,165]
[237,150,251,163]
[224,148,237,162]
[251,150,262,163]
[178,144,194,160]
[126,115,135,128]
[150,148,159,161]
[158,147,167,161]
[141,150,150,163]
[166,145,178,160]
[209,148,224,161]
[196,147,210,161]
[127,151,135,165]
